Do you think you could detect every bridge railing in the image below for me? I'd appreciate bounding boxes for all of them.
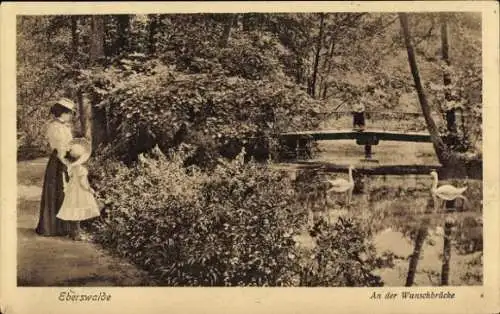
[280,109,471,161]
[279,110,432,161]
[323,110,470,134]
[322,111,429,132]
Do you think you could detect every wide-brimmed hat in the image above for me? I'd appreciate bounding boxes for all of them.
[68,138,92,164]
[54,97,77,112]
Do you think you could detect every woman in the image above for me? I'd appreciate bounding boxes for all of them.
[35,97,77,238]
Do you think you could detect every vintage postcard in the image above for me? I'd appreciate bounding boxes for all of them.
[1,1,499,314]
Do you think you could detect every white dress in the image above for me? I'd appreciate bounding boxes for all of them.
[57,164,100,221]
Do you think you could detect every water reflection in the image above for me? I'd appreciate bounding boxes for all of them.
[294,171,483,286]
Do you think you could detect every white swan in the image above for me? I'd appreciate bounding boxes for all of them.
[327,165,355,205]
[430,170,468,212]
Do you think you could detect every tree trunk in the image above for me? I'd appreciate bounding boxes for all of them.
[320,40,336,100]
[242,13,251,31]
[148,14,158,55]
[70,16,86,138]
[399,13,449,166]
[90,16,105,64]
[75,92,89,140]
[440,14,457,135]
[309,13,325,98]
[70,16,79,62]
[88,16,107,150]
[319,16,344,99]
[319,14,365,100]
[219,14,235,48]
[91,103,109,149]
[115,14,130,54]
[322,84,329,99]
[406,221,429,286]
[296,55,303,84]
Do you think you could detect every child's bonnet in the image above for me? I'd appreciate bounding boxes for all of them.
[64,138,91,189]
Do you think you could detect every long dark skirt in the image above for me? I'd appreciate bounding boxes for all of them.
[35,150,70,236]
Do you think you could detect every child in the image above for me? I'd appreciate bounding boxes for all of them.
[352,102,366,131]
[57,138,100,241]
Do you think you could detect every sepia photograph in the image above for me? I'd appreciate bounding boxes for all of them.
[2,2,499,314]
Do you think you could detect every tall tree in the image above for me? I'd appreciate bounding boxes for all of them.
[309,13,325,98]
[148,14,158,55]
[70,16,79,62]
[88,15,108,150]
[440,13,457,135]
[90,16,105,64]
[242,13,254,32]
[69,15,86,138]
[219,14,236,48]
[319,13,367,99]
[399,13,448,165]
[115,14,131,54]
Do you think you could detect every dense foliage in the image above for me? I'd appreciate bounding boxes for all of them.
[86,148,383,286]
[82,59,323,166]
[17,12,483,286]
[299,218,384,287]
[17,13,482,161]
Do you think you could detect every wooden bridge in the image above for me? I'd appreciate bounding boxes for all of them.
[280,128,431,143]
[280,128,433,159]
[278,110,441,174]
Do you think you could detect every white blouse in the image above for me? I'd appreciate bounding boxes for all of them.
[46,119,73,157]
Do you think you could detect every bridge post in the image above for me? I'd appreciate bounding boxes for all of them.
[296,136,312,160]
[357,135,378,162]
[364,144,372,160]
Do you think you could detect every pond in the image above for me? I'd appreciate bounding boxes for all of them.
[292,167,483,287]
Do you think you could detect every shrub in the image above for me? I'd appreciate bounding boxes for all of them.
[17,103,51,160]
[82,63,324,167]
[460,252,482,285]
[87,146,384,287]
[88,148,307,286]
[299,218,384,287]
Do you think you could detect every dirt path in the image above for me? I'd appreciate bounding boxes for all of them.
[17,158,154,286]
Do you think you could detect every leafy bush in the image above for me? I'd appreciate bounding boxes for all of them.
[88,148,306,286]
[17,110,50,161]
[299,218,384,287]
[460,252,482,285]
[82,62,324,167]
[455,216,482,255]
[219,31,287,80]
[155,17,287,80]
[87,147,383,287]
